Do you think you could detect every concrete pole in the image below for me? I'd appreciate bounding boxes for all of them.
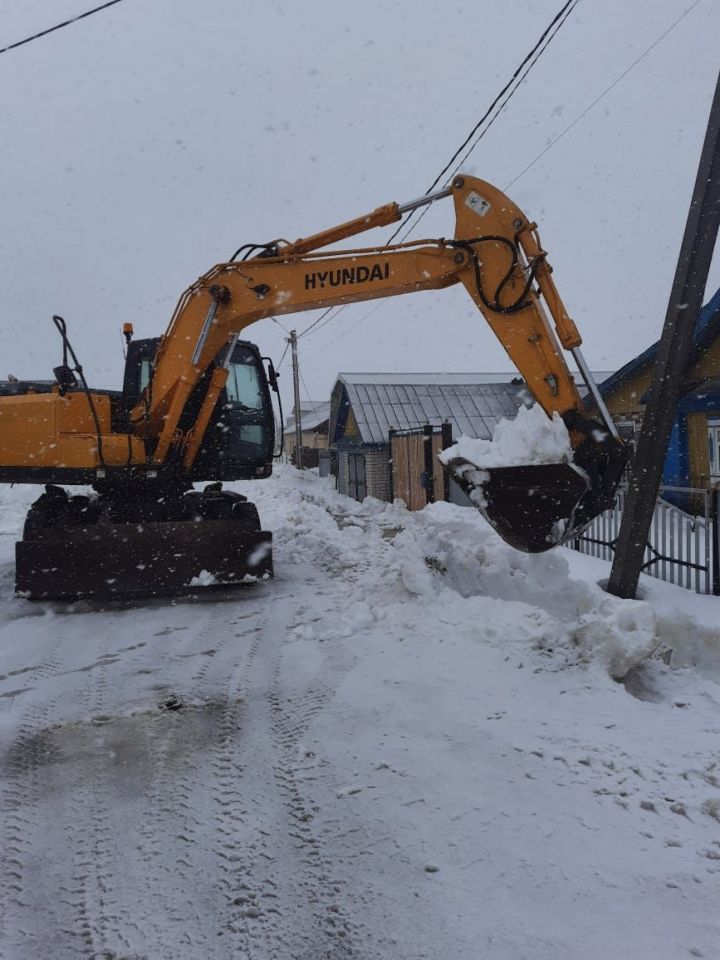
[607,70,720,599]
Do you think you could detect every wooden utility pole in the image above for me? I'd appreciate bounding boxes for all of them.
[289,330,303,469]
[607,70,720,599]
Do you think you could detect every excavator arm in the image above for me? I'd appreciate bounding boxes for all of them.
[124,174,626,555]
[135,175,615,469]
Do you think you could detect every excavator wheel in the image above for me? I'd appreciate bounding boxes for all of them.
[15,485,273,602]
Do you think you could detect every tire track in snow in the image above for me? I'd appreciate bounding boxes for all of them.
[57,636,149,959]
[126,603,233,956]
[207,615,267,954]
[1,554,367,956]
[269,605,361,957]
[201,592,361,959]
[0,638,74,957]
[58,599,264,959]
[116,601,266,957]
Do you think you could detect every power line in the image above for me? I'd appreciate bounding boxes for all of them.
[276,340,290,371]
[301,0,701,348]
[386,0,580,246]
[300,0,580,344]
[298,369,320,413]
[271,315,291,335]
[298,305,342,341]
[0,0,126,56]
[389,0,578,248]
[505,0,704,189]
[312,300,386,356]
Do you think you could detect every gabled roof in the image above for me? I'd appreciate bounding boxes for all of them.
[330,373,528,445]
[597,286,720,398]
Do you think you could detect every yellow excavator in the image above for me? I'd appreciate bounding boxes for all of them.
[0,175,626,600]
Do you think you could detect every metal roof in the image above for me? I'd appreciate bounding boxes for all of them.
[332,374,529,445]
[338,371,613,387]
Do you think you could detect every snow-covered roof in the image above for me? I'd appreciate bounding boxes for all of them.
[285,400,331,434]
[331,374,528,445]
[338,372,522,386]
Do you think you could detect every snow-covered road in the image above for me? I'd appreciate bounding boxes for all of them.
[1,467,719,959]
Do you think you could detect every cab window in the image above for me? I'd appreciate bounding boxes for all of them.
[226,360,263,409]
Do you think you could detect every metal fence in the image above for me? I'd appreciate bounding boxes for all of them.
[570,485,719,595]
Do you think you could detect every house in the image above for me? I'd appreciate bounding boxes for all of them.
[283,400,331,464]
[593,287,720,489]
[328,373,529,502]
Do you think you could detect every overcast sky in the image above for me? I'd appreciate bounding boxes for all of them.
[1,0,719,413]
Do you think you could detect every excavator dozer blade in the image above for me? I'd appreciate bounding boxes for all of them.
[443,458,593,553]
[16,518,273,602]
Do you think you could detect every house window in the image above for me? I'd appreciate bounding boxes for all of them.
[709,420,720,482]
[348,453,367,501]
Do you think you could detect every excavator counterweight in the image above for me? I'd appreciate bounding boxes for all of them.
[0,174,626,600]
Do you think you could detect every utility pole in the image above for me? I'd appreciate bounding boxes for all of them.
[607,70,720,599]
[289,330,303,470]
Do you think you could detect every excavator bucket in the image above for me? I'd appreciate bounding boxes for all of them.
[443,454,621,553]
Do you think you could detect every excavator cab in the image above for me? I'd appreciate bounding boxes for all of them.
[121,337,275,481]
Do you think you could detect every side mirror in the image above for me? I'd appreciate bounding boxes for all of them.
[263,357,279,393]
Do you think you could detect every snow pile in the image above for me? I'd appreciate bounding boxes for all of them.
[381,499,660,679]
[438,402,573,469]
[253,469,702,682]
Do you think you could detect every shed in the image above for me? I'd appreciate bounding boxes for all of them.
[328,373,527,502]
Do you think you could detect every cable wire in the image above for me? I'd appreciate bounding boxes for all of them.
[276,340,290,372]
[0,0,126,56]
[301,0,580,344]
[389,0,579,247]
[271,315,291,335]
[504,0,704,189]
[298,369,320,415]
[301,0,700,348]
[385,0,579,246]
[298,305,344,341]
